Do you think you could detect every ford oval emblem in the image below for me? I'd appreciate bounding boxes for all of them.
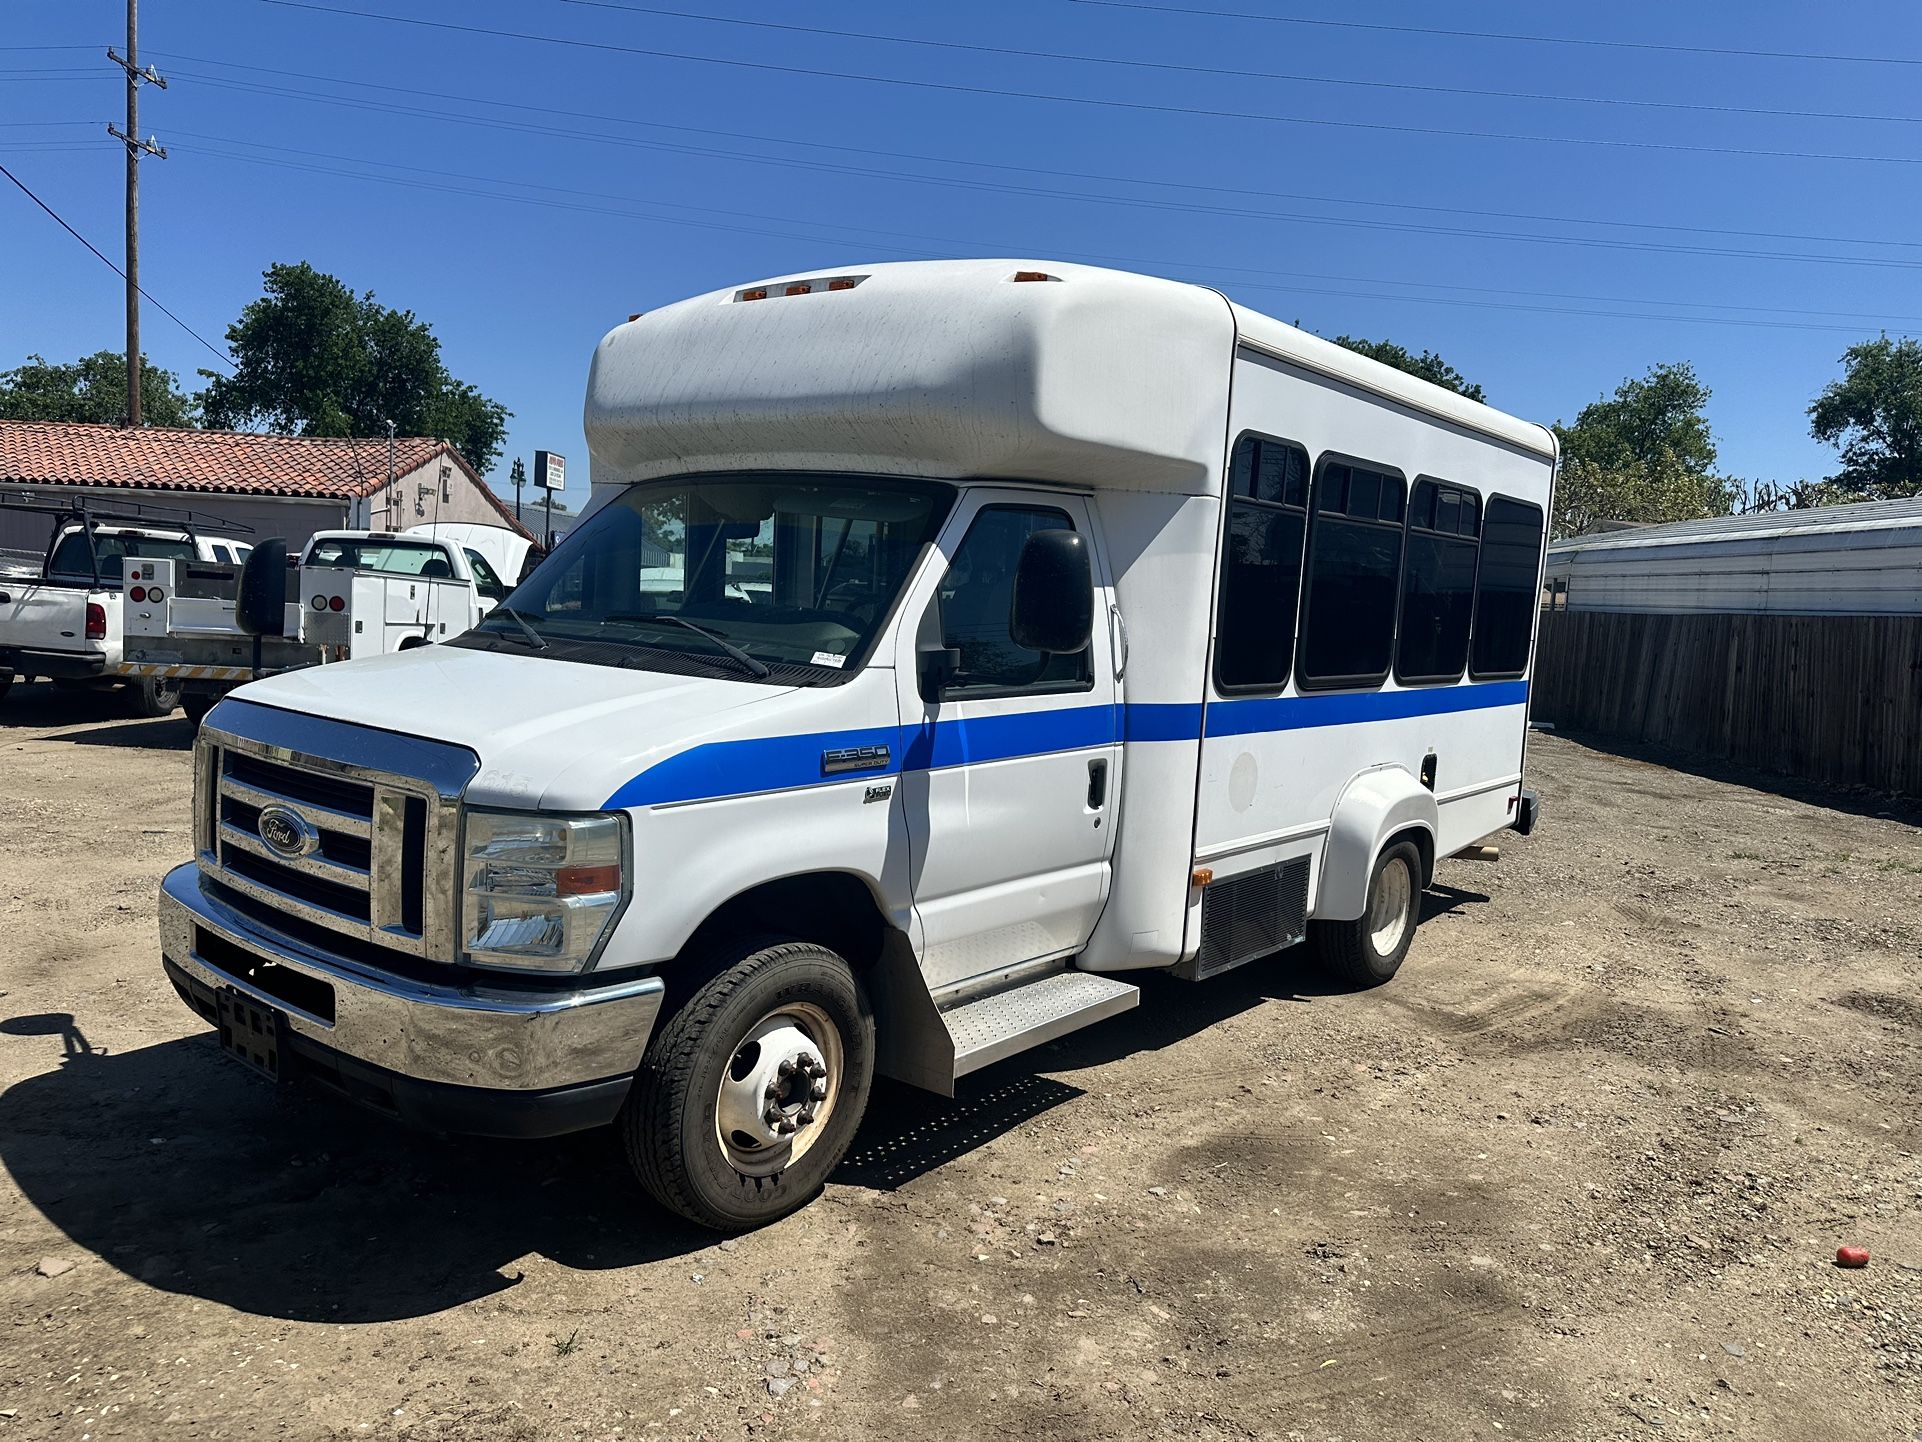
[256,804,319,860]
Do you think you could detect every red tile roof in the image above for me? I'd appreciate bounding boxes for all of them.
[0,420,533,539]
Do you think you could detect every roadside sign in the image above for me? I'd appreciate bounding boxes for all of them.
[533,451,566,493]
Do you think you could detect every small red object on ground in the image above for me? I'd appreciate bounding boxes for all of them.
[1835,1245,1870,1269]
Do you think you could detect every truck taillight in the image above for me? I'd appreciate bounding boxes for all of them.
[85,602,106,640]
[130,585,146,602]
[329,595,345,612]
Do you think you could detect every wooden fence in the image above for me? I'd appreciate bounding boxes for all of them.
[1532,609,1922,796]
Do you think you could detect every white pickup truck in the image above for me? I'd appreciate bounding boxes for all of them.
[0,503,249,716]
[121,525,530,719]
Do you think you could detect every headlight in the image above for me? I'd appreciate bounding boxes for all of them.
[461,810,628,972]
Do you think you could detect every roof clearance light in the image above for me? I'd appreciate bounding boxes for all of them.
[741,287,769,302]
[827,277,857,291]
[785,283,811,297]
[1012,270,1056,282]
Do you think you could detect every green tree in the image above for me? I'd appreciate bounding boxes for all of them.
[0,350,198,428]
[1552,362,1735,536]
[200,262,510,471]
[1332,335,1485,402]
[1808,336,1922,500]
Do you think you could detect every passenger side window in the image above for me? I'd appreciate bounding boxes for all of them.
[1470,496,1546,679]
[465,549,508,601]
[1214,433,1309,692]
[1396,479,1482,684]
[1298,457,1407,688]
[938,506,1092,697]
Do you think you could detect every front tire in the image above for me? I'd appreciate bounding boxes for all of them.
[1311,838,1423,988]
[181,690,218,726]
[622,938,875,1231]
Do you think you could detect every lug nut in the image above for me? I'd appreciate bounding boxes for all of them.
[810,1079,828,1100]
[777,1058,796,1078]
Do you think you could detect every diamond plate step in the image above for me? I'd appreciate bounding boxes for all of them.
[942,969,1140,1079]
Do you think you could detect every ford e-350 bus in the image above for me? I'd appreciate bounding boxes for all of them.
[159,260,1554,1228]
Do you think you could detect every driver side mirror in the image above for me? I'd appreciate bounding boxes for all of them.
[1009,529,1093,655]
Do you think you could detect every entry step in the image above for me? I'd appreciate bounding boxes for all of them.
[943,970,1140,1079]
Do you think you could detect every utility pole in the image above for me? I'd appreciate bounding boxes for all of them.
[107,0,166,427]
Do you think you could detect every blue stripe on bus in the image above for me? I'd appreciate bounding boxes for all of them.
[602,681,1526,808]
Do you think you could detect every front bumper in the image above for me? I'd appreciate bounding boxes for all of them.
[158,862,664,1138]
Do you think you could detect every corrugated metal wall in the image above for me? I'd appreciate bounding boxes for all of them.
[1533,608,1922,795]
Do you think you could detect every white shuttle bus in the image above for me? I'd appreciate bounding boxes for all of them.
[158,261,1555,1228]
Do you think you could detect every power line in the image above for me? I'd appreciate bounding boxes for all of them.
[1068,1,1922,69]
[158,135,1920,336]
[156,63,1922,272]
[547,0,1922,127]
[152,51,1922,252]
[0,161,232,368]
[239,0,1922,167]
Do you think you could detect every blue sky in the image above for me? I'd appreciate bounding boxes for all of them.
[4,0,1920,500]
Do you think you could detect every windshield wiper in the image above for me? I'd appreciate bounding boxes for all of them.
[481,603,548,651]
[604,612,771,679]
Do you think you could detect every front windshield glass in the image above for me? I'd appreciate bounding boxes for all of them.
[454,474,953,682]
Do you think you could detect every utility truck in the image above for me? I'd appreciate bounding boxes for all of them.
[122,524,528,720]
[0,496,250,716]
[158,261,1554,1229]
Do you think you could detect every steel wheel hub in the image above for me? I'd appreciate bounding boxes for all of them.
[1369,854,1414,955]
[715,1003,843,1177]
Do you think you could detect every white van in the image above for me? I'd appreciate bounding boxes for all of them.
[158,261,1554,1229]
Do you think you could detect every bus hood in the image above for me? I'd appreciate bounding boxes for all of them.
[228,643,802,811]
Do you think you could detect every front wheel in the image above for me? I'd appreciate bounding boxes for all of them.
[181,690,219,726]
[622,938,875,1230]
[1310,838,1423,988]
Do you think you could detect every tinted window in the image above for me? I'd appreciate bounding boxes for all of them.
[1470,496,1545,679]
[1396,479,1482,684]
[1215,434,1309,691]
[1299,458,1406,687]
[48,529,195,582]
[939,506,1091,696]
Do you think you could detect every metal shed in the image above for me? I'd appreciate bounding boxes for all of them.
[1545,496,1922,617]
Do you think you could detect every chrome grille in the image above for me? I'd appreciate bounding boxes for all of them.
[195,700,478,962]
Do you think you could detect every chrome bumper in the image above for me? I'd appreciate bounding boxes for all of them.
[158,862,664,1093]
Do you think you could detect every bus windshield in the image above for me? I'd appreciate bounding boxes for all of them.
[455,474,954,682]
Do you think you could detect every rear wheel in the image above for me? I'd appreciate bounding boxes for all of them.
[181,690,219,726]
[1311,839,1423,988]
[622,937,874,1230]
[124,675,182,718]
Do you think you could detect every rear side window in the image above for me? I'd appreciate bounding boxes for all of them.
[1298,457,1407,688]
[1396,479,1482,684]
[1214,433,1309,692]
[1470,496,1546,679]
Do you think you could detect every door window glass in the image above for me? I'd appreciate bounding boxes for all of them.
[939,506,1092,696]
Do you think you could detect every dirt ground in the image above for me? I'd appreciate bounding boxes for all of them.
[0,680,1918,1442]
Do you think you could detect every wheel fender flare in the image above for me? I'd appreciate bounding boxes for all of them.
[1313,766,1437,922]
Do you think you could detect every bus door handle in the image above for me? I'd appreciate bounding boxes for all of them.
[1087,758,1109,810]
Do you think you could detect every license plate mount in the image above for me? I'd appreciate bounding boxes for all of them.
[216,986,285,1082]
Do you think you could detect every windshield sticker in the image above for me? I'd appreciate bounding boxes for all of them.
[810,651,847,668]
